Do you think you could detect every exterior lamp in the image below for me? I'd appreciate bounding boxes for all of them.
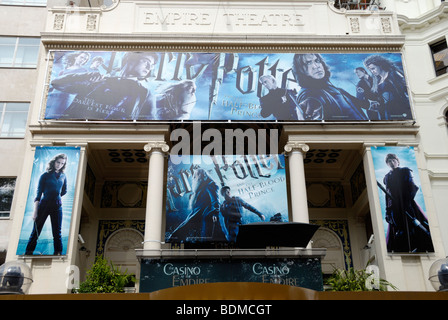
[428,257,448,292]
[0,260,33,295]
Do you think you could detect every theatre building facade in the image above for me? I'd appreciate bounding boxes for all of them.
[2,0,448,294]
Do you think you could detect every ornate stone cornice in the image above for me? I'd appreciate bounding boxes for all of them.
[397,2,448,33]
[40,32,405,52]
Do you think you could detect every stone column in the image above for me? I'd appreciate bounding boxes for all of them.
[284,142,310,224]
[362,144,405,288]
[143,141,169,250]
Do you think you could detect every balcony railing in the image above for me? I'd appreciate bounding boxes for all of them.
[334,0,386,11]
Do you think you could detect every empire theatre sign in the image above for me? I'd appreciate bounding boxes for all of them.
[136,5,310,34]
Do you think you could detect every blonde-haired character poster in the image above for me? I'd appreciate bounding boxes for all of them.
[372,146,434,253]
[16,146,80,256]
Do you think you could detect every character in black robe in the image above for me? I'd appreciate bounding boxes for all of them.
[167,168,226,243]
[292,53,369,121]
[354,67,379,102]
[364,55,412,120]
[258,75,300,120]
[219,186,265,242]
[50,52,157,120]
[383,153,434,253]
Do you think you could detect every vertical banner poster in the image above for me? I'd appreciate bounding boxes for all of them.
[371,146,434,253]
[165,154,288,244]
[16,146,81,256]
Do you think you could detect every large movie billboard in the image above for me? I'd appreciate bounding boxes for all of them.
[165,154,288,243]
[16,146,81,256]
[371,146,434,254]
[44,51,412,122]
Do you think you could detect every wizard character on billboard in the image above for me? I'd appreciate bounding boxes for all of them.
[354,67,379,102]
[155,80,197,120]
[166,155,288,244]
[292,53,369,121]
[258,75,300,120]
[220,186,265,242]
[364,55,411,120]
[379,153,434,253]
[49,52,158,120]
[16,146,80,256]
[167,168,227,243]
[24,153,68,255]
[45,51,413,122]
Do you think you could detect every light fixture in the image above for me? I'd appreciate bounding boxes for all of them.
[0,260,33,295]
[428,257,448,292]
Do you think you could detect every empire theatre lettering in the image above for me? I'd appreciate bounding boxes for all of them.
[143,11,304,27]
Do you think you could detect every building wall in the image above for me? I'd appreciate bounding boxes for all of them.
[0,5,47,261]
[2,0,448,294]
[398,2,448,256]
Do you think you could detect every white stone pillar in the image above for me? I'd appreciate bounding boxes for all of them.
[284,142,310,224]
[143,141,169,250]
[362,144,407,288]
[66,143,88,263]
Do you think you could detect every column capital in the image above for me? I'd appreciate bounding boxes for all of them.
[144,141,170,154]
[284,142,310,154]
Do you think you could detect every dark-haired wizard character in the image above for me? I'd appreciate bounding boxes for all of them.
[167,168,227,243]
[220,186,265,242]
[382,153,434,253]
[364,55,412,120]
[292,53,369,121]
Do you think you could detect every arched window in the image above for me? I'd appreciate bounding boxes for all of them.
[103,228,143,289]
[311,227,345,274]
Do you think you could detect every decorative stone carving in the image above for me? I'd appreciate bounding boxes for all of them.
[307,183,330,207]
[381,17,392,33]
[53,13,65,30]
[144,142,170,154]
[284,142,309,154]
[105,229,144,252]
[349,17,360,33]
[311,227,342,249]
[117,183,143,207]
[86,14,98,31]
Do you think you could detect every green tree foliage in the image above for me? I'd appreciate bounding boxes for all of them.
[75,256,135,293]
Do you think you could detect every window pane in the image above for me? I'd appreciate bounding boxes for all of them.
[5,102,29,112]
[0,37,17,45]
[0,44,16,67]
[14,45,39,67]
[0,37,39,68]
[433,48,448,76]
[0,103,29,137]
[0,0,46,5]
[18,38,41,46]
[431,40,448,77]
[0,178,16,217]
